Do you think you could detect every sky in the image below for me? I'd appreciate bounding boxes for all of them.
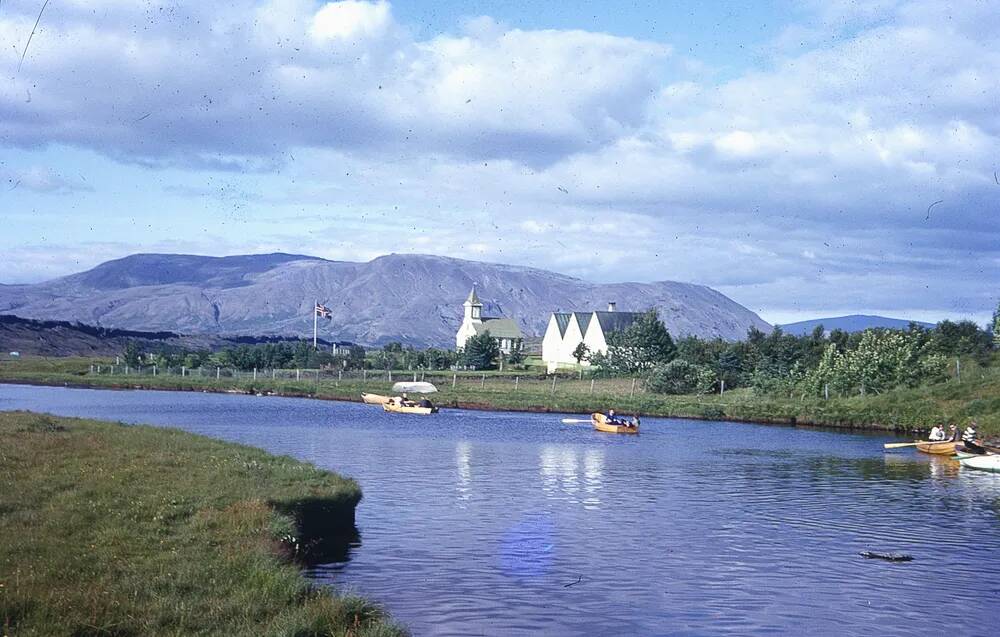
[0,0,997,326]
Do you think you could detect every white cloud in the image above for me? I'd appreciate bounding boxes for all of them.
[310,0,392,42]
[0,0,998,320]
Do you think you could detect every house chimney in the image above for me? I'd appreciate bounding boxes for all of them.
[607,302,616,312]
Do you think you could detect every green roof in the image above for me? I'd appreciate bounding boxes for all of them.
[473,318,522,339]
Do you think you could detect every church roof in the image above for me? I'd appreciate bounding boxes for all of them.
[473,318,523,339]
[593,311,642,335]
[465,287,482,305]
[552,312,572,337]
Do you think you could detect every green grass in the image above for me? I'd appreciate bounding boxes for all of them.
[0,411,404,637]
[2,356,999,437]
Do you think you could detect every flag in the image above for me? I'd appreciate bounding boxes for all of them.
[315,303,332,319]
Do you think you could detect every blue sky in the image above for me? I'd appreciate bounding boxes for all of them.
[1,0,997,326]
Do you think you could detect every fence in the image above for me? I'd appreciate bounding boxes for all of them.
[87,364,652,397]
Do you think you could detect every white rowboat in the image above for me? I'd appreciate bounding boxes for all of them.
[958,455,1000,473]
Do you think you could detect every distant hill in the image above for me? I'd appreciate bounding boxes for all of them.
[0,314,334,357]
[0,252,772,348]
[777,314,935,336]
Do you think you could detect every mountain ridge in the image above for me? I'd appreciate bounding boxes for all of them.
[778,314,936,335]
[0,252,772,347]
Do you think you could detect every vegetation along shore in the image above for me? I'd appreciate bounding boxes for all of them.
[2,351,998,438]
[0,410,403,636]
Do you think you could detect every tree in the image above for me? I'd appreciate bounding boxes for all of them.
[647,359,715,395]
[122,340,142,367]
[993,301,1000,349]
[572,342,590,364]
[599,310,676,375]
[462,330,500,370]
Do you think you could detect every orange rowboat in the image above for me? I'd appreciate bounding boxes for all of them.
[591,413,639,434]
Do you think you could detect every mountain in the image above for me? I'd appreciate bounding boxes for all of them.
[0,253,771,347]
[778,314,935,336]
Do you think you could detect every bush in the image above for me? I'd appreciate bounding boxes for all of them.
[647,359,715,394]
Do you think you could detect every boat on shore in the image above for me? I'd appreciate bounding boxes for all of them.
[361,392,391,405]
[958,455,1000,473]
[915,440,958,455]
[383,399,438,415]
[591,412,639,434]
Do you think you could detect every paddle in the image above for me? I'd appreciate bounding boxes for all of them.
[883,441,923,449]
[561,418,593,424]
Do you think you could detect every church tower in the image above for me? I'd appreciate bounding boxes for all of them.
[463,287,483,323]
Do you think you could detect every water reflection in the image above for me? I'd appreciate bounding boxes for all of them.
[455,441,472,505]
[539,445,604,509]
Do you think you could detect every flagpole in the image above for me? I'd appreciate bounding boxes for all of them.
[313,299,318,350]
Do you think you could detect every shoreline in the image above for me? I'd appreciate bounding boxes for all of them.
[0,410,403,635]
[0,375,926,436]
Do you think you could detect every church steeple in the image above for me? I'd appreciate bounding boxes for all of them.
[464,287,482,321]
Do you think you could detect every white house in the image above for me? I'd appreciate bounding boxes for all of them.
[455,288,524,355]
[541,302,643,372]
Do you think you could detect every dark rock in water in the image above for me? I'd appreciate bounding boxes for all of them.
[860,551,913,562]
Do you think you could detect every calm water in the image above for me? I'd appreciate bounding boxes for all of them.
[2,384,999,636]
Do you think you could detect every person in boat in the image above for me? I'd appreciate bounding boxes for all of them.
[948,424,959,441]
[628,415,640,429]
[606,409,620,425]
[962,421,987,455]
[400,392,415,407]
[418,397,433,409]
[928,425,945,441]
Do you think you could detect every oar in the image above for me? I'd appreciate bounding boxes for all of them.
[561,418,593,424]
[883,441,924,449]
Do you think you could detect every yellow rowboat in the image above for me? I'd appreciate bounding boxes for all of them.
[915,440,958,455]
[361,392,391,405]
[591,413,639,434]
[383,399,438,415]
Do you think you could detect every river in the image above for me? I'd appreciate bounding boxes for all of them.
[2,383,998,636]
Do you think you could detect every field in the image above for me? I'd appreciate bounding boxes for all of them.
[0,410,403,636]
[2,356,998,437]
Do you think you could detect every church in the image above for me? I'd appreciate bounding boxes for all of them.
[455,288,524,355]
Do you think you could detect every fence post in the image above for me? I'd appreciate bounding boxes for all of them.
[296,369,300,381]
[153,365,157,376]
[590,378,595,394]
[413,372,417,382]
[272,369,276,380]
[338,370,343,382]
[515,376,519,392]
[316,370,320,383]
[388,370,392,382]
[363,369,367,381]
[216,366,220,379]
[956,358,961,382]
[452,373,457,389]
[860,382,865,396]
[720,379,725,395]
[481,373,486,389]
[630,378,636,399]
[551,376,556,394]
[824,383,829,400]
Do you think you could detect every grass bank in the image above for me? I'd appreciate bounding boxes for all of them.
[1,356,998,437]
[0,410,403,637]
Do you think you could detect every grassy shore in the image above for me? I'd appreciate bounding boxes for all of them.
[0,410,403,637]
[1,356,998,437]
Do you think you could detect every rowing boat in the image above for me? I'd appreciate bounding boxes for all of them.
[958,455,1000,473]
[361,392,391,405]
[591,413,639,434]
[383,400,438,415]
[915,440,958,455]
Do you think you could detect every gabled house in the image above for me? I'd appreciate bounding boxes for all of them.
[541,302,642,372]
